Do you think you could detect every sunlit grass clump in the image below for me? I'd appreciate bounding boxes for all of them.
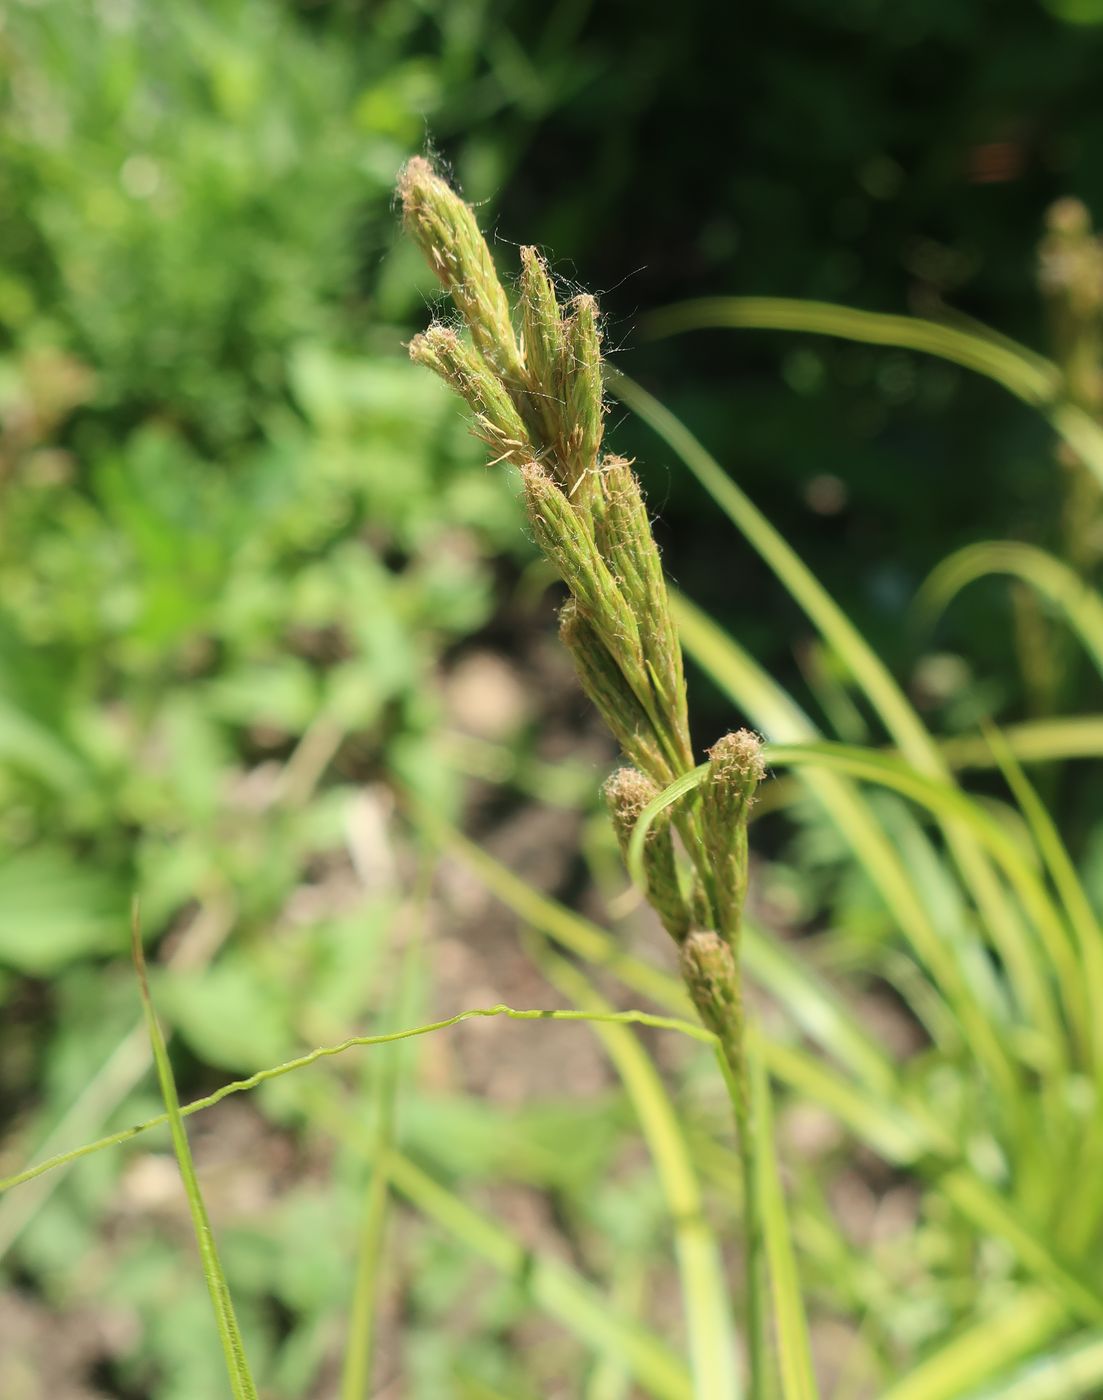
[5,155,1103,1400]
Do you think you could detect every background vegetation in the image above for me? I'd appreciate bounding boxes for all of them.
[3,1,1103,1396]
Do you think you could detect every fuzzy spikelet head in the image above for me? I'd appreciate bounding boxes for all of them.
[519,247,566,424]
[602,765,659,845]
[398,158,524,386]
[397,157,762,1106]
[602,766,690,942]
[700,729,765,945]
[678,930,749,1114]
[706,729,767,794]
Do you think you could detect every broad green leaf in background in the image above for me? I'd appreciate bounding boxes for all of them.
[0,848,128,975]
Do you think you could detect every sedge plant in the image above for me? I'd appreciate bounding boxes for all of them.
[8,169,1103,1396]
[397,157,774,1385]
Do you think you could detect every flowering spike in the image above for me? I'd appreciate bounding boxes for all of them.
[409,324,533,466]
[398,158,524,388]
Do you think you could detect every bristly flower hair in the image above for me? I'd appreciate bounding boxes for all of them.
[398,161,768,1240]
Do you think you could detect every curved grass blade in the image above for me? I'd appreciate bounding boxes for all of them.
[131,904,258,1400]
[420,801,898,1097]
[12,910,1097,1333]
[626,764,708,889]
[641,297,1103,488]
[918,541,1103,681]
[643,297,1056,400]
[962,1331,1103,1400]
[386,1149,694,1400]
[671,594,1027,1092]
[984,725,1103,1066]
[760,740,1084,1065]
[0,1003,714,1197]
[761,715,1103,816]
[751,1034,1103,1328]
[406,813,1103,1326]
[612,373,1046,1093]
[982,725,1103,1253]
[877,1289,1067,1400]
[938,717,1103,770]
[747,1042,818,1400]
[539,946,742,1400]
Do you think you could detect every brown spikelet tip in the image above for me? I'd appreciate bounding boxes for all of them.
[407,323,460,372]
[602,766,658,824]
[423,322,459,346]
[520,460,557,497]
[706,729,767,785]
[396,156,438,211]
[569,292,601,322]
[681,929,731,972]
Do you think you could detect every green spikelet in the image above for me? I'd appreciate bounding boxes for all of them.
[520,463,654,710]
[559,601,676,788]
[519,246,567,448]
[558,294,605,504]
[409,325,534,466]
[700,730,766,944]
[594,456,693,771]
[679,930,749,1110]
[398,158,525,390]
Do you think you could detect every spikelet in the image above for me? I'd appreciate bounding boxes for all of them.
[558,294,605,504]
[518,246,568,449]
[700,730,766,944]
[603,767,690,941]
[398,158,525,390]
[593,456,693,772]
[398,163,768,1083]
[409,325,534,466]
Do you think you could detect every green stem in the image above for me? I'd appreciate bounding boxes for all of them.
[715,1018,771,1400]
[682,946,771,1398]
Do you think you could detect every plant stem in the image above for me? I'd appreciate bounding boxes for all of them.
[681,931,772,1396]
[716,1032,771,1400]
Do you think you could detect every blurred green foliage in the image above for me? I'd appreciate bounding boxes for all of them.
[2,0,1103,1394]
